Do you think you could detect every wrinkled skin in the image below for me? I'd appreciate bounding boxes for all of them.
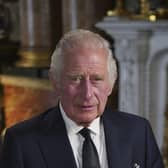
[51,47,115,126]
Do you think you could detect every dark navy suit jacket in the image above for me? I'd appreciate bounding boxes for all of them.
[1,106,164,168]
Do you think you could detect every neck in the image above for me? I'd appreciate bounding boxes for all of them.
[78,122,91,127]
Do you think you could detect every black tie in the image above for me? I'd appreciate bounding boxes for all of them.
[79,128,101,168]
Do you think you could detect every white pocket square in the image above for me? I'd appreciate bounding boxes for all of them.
[134,163,140,168]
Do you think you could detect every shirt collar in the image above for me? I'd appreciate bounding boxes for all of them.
[59,102,100,136]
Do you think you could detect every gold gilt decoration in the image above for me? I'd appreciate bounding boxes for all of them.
[130,0,153,21]
[155,7,168,19]
[16,49,52,68]
[107,0,168,21]
[131,0,168,21]
[107,0,132,18]
[0,75,52,90]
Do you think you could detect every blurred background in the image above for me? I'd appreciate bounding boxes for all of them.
[0,0,168,166]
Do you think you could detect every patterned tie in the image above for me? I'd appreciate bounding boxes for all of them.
[79,128,101,168]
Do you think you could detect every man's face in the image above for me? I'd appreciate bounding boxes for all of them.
[56,47,114,126]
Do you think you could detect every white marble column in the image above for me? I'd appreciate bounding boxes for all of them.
[113,31,150,117]
[96,17,168,149]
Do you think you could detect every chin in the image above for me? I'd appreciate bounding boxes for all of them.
[77,120,93,127]
[76,115,99,126]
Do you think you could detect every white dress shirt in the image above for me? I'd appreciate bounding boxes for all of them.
[60,103,109,168]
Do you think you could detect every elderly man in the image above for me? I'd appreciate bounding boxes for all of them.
[1,29,164,168]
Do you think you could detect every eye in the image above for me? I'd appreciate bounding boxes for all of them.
[69,75,82,82]
[91,75,104,83]
[94,77,103,81]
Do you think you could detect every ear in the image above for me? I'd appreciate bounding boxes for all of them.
[107,74,117,96]
[107,84,113,96]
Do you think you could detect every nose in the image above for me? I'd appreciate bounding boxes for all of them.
[80,78,93,100]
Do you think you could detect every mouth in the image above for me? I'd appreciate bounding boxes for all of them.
[79,105,96,111]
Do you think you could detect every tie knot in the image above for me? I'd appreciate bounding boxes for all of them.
[79,127,91,139]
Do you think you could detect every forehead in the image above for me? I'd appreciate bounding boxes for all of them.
[63,46,108,64]
[61,47,108,76]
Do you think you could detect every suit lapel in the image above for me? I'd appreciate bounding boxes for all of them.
[37,107,77,168]
[102,110,132,168]
[36,107,133,168]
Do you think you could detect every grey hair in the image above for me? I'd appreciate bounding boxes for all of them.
[49,29,117,86]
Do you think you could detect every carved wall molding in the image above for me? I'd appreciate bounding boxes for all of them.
[96,17,168,151]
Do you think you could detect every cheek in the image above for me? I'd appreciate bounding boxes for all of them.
[60,84,78,100]
[96,85,112,104]
[98,92,109,102]
[99,84,112,97]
